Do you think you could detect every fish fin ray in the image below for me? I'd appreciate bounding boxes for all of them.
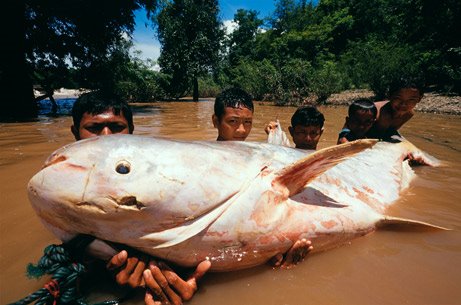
[273,139,377,197]
[376,216,450,231]
[141,193,239,249]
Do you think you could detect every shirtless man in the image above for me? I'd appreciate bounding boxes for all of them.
[366,77,424,141]
[213,88,313,267]
[71,91,210,305]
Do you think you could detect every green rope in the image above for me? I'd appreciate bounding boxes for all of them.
[9,235,119,305]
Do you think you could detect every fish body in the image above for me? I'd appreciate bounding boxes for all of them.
[28,135,441,271]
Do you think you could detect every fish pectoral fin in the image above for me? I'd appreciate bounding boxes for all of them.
[272,139,377,197]
[376,216,451,231]
[141,192,241,249]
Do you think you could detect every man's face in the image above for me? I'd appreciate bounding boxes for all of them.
[346,110,376,138]
[212,107,253,141]
[390,88,422,115]
[289,125,323,150]
[72,110,130,140]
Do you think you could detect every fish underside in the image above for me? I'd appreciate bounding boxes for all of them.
[28,135,445,271]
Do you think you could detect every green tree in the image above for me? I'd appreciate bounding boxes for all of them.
[2,0,159,121]
[157,0,224,101]
[229,59,278,100]
[341,38,422,99]
[270,0,297,34]
[227,9,263,67]
[310,60,344,102]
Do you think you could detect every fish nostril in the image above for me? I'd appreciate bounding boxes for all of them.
[119,196,137,206]
[118,196,145,210]
[43,154,67,169]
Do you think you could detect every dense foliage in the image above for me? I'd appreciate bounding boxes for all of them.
[215,0,461,104]
[2,0,460,119]
[2,0,159,119]
[156,0,224,101]
[96,0,461,103]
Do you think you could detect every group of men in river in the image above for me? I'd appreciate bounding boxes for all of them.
[70,76,424,304]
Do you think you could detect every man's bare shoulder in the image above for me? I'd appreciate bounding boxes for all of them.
[374,100,389,111]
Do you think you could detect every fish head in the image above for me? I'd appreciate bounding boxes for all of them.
[28,135,153,238]
[27,134,257,243]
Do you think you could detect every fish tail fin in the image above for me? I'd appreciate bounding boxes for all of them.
[272,139,377,197]
[376,216,450,231]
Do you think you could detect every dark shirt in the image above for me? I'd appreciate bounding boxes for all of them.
[338,128,359,142]
[366,125,402,142]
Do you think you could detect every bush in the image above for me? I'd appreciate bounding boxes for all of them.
[310,61,344,103]
[229,59,278,100]
[198,76,222,97]
[114,69,170,102]
[341,38,423,99]
[275,59,314,105]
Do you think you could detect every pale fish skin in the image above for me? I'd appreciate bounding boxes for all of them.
[28,135,443,271]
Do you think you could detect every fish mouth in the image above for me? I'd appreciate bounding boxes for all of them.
[76,201,107,212]
[76,196,146,213]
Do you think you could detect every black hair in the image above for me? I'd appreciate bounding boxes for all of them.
[348,98,377,118]
[388,76,425,98]
[214,87,254,120]
[291,105,325,128]
[72,91,134,133]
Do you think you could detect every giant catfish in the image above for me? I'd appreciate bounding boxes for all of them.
[27,135,446,271]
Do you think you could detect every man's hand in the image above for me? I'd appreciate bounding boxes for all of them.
[270,239,313,269]
[106,250,147,288]
[144,260,211,305]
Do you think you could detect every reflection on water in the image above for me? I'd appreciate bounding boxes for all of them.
[38,98,76,116]
[1,101,461,305]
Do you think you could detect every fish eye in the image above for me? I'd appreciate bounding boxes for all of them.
[116,161,131,174]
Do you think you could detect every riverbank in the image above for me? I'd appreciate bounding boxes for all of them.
[34,88,88,99]
[38,88,461,116]
[324,89,461,115]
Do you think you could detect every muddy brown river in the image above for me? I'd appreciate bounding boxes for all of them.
[1,101,460,305]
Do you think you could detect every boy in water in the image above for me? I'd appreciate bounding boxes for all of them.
[366,77,424,141]
[213,88,313,267]
[265,105,325,150]
[71,91,134,140]
[337,98,377,144]
[212,87,254,141]
[71,91,210,305]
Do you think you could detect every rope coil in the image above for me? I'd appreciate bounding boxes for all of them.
[10,235,94,305]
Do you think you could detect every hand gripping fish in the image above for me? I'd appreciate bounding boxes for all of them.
[27,135,446,271]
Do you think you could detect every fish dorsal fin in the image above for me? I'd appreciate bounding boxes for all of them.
[272,139,377,197]
[376,216,450,231]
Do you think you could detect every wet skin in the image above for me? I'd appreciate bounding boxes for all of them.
[370,88,423,137]
[346,110,376,138]
[71,110,131,140]
[390,88,422,115]
[212,107,253,141]
[289,125,323,150]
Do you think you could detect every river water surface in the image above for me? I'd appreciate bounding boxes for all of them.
[1,101,460,305]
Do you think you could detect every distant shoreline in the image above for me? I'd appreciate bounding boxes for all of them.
[37,88,461,116]
[34,88,89,100]
[323,89,461,116]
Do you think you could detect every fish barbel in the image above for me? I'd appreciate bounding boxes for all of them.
[27,135,445,271]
